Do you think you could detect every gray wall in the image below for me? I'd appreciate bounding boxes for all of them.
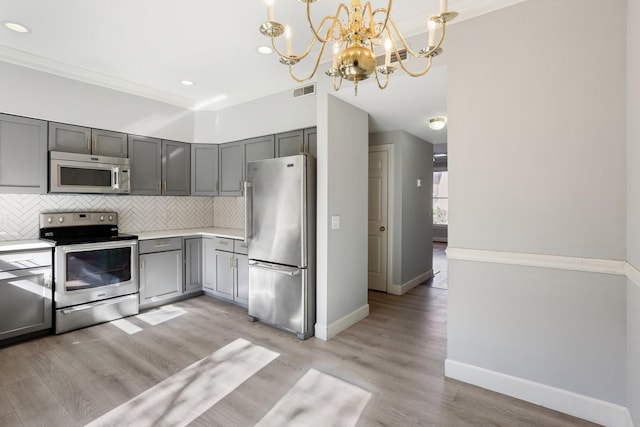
[370,130,433,286]
[446,0,627,406]
[626,0,640,422]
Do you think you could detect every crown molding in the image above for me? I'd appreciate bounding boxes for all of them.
[0,46,196,110]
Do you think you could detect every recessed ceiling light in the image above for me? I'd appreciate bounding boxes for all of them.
[4,21,30,33]
[429,117,447,131]
[180,80,195,86]
[257,46,273,55]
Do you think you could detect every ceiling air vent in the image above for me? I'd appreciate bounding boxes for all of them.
[293,84,316,98]
[376,48,408,66]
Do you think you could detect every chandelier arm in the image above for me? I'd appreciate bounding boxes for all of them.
[373,64,390,90]
[286,42,330,83]
[419,22,447,57]
[270,30,322,63]
[332,74,343,92]
[367,1,393,39]
[306,1,351,43]
[385,16,426,58]
[393,42,435,77]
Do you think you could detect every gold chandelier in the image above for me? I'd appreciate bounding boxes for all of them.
[260,0,458,95]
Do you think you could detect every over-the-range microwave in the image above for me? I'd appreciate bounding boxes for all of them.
[49,151,130,194]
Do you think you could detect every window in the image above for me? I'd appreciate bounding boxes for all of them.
[433,171,448,225]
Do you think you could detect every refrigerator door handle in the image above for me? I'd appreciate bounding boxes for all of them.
[244,181,253,242]
[248,260,301,276]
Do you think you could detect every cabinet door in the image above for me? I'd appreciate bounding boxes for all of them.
[184,238,203,294]
[203,238,217,291]
[219,141,245,196]
[213,250,234,300]
[244,135,275,178]
[0,268,52,340]
[0,114,48,194]
[139,251,183,303]
[235,253,249,307]
[162,140,190,196]
[303,127,317,157]
[129,135,162,195]
[191,144,219,196]
[91,129,128,158]
[48,122,92,154]
[275,129,304,158]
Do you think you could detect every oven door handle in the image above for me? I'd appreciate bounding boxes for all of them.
[61,294,138,314]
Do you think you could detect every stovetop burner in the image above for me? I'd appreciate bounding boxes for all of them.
[39,211,137,245]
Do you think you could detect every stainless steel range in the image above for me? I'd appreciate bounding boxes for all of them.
[39,211,138,334]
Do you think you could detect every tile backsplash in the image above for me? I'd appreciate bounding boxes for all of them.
[0,193,246,241]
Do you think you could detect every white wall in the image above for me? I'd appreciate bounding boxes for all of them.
[0,62,194,142]
[626,0,640,423]
[370,130,433,287]
[445,0,628,418]
[193,88,316,143]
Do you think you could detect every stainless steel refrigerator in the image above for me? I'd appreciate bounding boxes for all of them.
[245,154,315,339]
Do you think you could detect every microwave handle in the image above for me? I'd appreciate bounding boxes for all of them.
[113,166,120,190]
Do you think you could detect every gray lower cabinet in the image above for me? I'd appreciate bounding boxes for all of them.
[162,140,190,196]
[129,135,162,195]
[219,141,245,196]
[191,144,219,196]
[244,135,275,177]
[0,249,52,341]
[184,237,203,294]
[0,114,48,194]
[48,122,127,157]
[205,237,248,307]
[139,238,183,307]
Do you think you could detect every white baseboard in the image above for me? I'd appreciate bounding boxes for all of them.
[388,269,433,295]
[445,359,635,427]
[314,304,369,341]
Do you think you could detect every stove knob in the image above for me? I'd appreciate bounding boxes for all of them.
[58,216,64,223]
[108,215,114,221]
[100,215,105,221]
[47,216,53,224]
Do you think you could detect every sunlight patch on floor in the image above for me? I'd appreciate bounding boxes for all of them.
[136,304,187,326]
[84,338,279,427]
[110,318,143,335]
[255,368,372,427]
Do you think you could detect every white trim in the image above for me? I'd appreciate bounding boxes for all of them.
[446,247,626,276]
[625,262,640,290]
[315,304,369,341]
[0,46,195,109]
[369,144,394,293]
[388,269,433,296]
[445,360,635,427]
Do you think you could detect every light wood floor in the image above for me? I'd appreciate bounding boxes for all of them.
[0,286,598,426]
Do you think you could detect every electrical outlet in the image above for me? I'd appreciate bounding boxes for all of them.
[331,215,341,230]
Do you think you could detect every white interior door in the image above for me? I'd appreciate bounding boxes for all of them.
[368,150,389,291]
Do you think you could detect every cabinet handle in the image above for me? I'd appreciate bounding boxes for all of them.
[154,243,171,248]
[157,181,161,191]
[140,259,145,269]
[93,137,97,152]
[86,136,91,151]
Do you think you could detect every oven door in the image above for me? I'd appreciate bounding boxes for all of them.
[54,240,138,308]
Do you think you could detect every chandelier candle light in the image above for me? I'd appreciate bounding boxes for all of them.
[260,0,457,95]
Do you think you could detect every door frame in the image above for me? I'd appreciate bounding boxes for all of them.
[368,144,394,293]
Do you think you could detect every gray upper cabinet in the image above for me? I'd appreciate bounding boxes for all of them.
[49,122,127,157]
[219,140,245,196]
[244,135,275,177]
[275,127,316,157]
[275,129,303,158]
[0,114,48,194]
[129,135,162,195]
[162,140,190,196]
[191,144,219,196]
[303,127,317,157]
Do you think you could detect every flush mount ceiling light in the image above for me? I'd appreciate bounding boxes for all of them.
[429,117,447,130]
[180,80,195,86]
[4,21,30,33]
[257,45,273,54]
[260,0,457,95]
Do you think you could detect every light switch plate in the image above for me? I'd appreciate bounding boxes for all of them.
[417,179,423,188]
[331,215,341,230]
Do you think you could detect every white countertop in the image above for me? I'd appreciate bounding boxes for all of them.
[0,239,54,253]
[134,227,245,241]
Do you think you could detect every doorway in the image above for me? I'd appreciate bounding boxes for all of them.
[368,144,393,292]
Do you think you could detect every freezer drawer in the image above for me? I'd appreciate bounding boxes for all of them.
[248,261,314,339]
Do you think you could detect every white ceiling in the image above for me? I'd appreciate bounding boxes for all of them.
[0,0,524,144]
